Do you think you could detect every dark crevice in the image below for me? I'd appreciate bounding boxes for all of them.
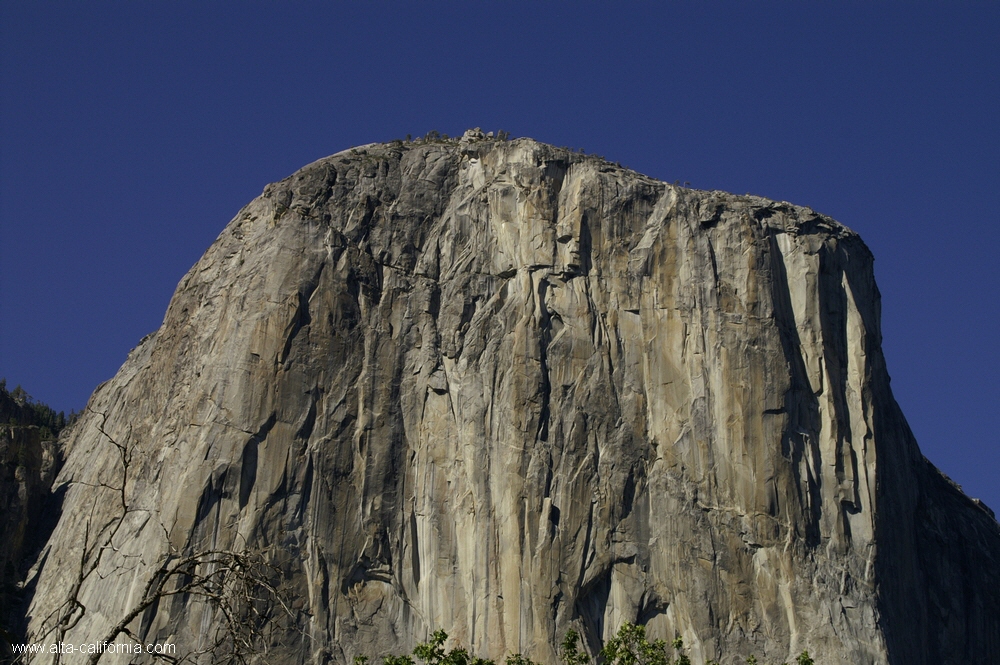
[575,567,612,655]
[767,231,823,548]
[296,392,320,442]
[298,454,314,523]
[621,468,637,520]
[279,261,326,366]
[239,413,276,510]
[536,278,553,443]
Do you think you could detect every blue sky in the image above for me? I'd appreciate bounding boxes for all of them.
[2,2,998,511]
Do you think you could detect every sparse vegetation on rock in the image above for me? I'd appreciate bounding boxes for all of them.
[360,626,818,665]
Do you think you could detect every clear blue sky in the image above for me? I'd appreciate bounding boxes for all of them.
[2,3,998,512]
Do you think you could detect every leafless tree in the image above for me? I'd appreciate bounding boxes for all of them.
[20,409,294,665]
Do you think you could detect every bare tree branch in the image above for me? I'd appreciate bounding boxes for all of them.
[22,410,295,665]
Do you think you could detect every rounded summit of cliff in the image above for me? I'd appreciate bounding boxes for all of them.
[254,129,859,280]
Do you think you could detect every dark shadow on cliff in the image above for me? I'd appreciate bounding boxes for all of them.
[877,448,1000,665]
[765,229,824,548]
[1,482,66,664]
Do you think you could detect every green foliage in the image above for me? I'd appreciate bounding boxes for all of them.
[506,654,541,665]
[384,656,415,665]
[670,637,690,665]
[413,629,449,665]
[360,625,818,665]
[598,623,693,665]
[600,622,666,665]
[560,630,589,665]
[409,630,495,665]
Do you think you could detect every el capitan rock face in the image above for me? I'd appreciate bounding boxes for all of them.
[23,132,1000,664]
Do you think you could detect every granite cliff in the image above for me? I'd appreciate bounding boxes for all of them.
[1,385,63,660]
[20,131,1000,664]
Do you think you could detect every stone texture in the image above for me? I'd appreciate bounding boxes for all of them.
[1,415,61,654]
[23,133,1000,664]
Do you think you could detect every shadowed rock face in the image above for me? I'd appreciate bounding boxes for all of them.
[24,134,1000,664]
[1,393,62,656]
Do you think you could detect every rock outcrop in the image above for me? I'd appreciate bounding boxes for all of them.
[22,131,1000,664]
[1,390,62,659]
